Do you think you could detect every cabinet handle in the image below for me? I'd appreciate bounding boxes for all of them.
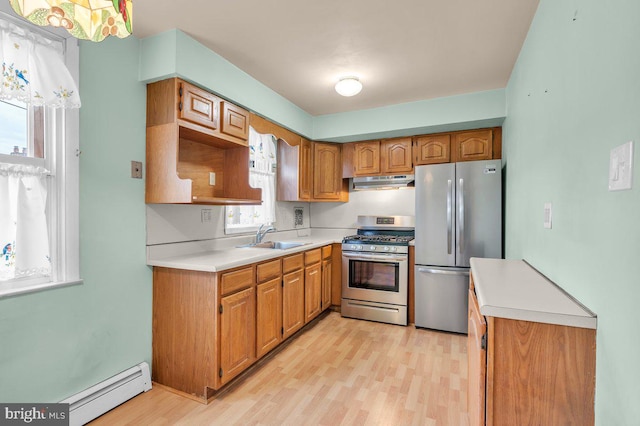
[309,271,318,276]
[179,87,183,97]
[289,278,300,283]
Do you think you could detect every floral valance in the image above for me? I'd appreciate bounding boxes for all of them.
[0,16,81,108]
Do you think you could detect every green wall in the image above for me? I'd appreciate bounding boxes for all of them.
[0,36,150,402]
[504,0,640,423]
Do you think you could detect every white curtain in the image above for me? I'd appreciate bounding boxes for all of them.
[226,127,277,228]
[0,163,50,281]
[0,16,81,108]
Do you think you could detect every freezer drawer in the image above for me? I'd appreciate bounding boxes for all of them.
[414,266,469,334]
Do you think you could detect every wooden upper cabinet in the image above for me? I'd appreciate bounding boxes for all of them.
[220,101,249,144]
[381,137,413,174]
[353,141,380,176]
[313,142,343,200]
[178,80,220,130]
[452,129,493,162]
[146,78,260,205]
[414,134,451,165]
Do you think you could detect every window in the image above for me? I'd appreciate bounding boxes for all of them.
[225,127,277,235]
[0,12,81,297]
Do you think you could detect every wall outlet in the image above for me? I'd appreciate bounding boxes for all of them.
[294,206,304,228]
[201,209,212,223]
[209,172,216,186]
[131,161,142,179]
[609,141,633,191]
[543,203,552,229]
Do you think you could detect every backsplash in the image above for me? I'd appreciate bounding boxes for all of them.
[146,201,311,245]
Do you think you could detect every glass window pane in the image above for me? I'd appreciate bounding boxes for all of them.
[0,99,28,157]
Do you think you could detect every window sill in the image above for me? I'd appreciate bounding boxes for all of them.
[0,278,83,299]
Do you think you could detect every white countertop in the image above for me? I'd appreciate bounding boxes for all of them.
[147,229,351,273]
[470,258,596,329]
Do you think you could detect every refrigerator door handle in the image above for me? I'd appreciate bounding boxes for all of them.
[458,178,465,256]
[447,179,453,254]
[417,267,470,276]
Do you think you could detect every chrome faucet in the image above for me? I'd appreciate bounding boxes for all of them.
[255,224,275,244]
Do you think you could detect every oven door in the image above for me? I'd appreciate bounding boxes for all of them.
[342,251,408,306]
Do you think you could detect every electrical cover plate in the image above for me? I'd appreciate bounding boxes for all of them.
[609,141,633,191]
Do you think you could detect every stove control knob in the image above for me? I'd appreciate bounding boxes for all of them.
[370,246,376,251]
[392,247,398,252]
[384,246,390,251]
[357,245,363,250]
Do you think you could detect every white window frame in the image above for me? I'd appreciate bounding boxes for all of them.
[0,7,81,298]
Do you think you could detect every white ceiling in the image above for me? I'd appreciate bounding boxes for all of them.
[133,0,539,116]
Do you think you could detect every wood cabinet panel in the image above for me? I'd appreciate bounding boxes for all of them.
[414,134,451,165]
[487,317,596,426]
[353,141,381,176]
[331,244,342,307]
[219,286,255,386]
[220,101,249,144]
[283,269,305,339]
[305,263,322,323]
[257,259,281,283]
[453,129,493,162]
[321,258,332,311]
[299,139,313,200]
[220,266,253,296]
[321,245,332,259]
[152,267,217,401]
[256,278,283,359]
[468,289,486,426]
[381,137,413,174]
[178,80,219,131]
[313,142,343,200]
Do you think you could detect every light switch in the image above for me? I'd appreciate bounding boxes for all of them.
[543,203,552,229]
[609,141,633,191]
[209,172,216,186]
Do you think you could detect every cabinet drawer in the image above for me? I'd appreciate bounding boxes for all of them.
[321,245,332,259]
[220,266,254,296]
[257,259,281,283]
[304,248,322,265]
[282,253,303,274]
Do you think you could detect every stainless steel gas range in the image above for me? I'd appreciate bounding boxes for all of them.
[341,215,415,326]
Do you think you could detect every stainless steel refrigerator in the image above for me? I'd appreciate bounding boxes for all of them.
[414,160,502,333]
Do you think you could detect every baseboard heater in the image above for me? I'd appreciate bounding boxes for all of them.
[61,362,152,426]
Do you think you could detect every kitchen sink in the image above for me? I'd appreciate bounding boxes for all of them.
[237,241,308,250]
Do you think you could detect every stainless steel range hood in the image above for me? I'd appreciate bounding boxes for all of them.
[352,175,415,190]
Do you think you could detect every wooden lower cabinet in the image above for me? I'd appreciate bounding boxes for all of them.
[304,263,322,323]
[468,288,596,425]
[321,258,332,311]
[220,285,256,386]
[256,277,283,359]
[152,245,338,403]
[283,268,305,339]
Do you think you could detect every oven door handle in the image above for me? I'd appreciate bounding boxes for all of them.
[342,252,407,262]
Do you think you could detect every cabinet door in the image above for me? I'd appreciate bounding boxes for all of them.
[321,259,332,311]
[220,286,255,385]
[312,143,342,200]
[305,263,322,323]
[220,101,249,143]
[414,134,451,165]
[299,138,312,200]
[256,278,282,359]
[353,141,380,176]
[453,129,493,162]
[178,81,219,130]
[381,138,413,174]
[283,269,305,339]
[468,288,487,426]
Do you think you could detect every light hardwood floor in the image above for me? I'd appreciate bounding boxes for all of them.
[91,312,469,425]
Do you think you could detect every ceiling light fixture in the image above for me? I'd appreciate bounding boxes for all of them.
[9,0,133,41]
[335,76,362,97]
